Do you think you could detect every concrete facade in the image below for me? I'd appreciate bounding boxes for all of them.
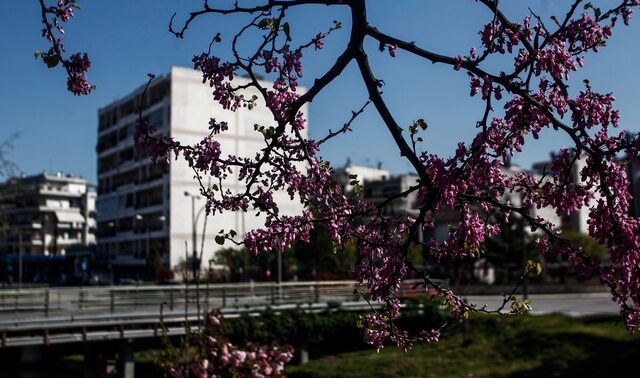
[332,161,390,194]
[358,163,565,244]
[96,67,307,275]
[531,153,597,234]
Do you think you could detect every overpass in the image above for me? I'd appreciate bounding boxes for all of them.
[0,281,371,377]
[0,281,619,377]
[0,281,370,346]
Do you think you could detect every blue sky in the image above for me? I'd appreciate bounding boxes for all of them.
[1,1,639,183]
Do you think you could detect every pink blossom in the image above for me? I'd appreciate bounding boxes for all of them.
[388,44,397,57]
[454,55,462,70]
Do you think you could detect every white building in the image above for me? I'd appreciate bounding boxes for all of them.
[0,172,96,256]
[362,174,420,216]
[96,67,308,276]
[332,160,390,194]
[532,154,595,234]
[357,163,565,244]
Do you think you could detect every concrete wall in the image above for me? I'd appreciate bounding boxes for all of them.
[168,67,308,269]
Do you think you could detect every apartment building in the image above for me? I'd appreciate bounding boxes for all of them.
[332,160,390,194]
[362,174,420,216]
[0,172,96,256]
[531,153,596,234]
[96,67,308,276]
[359,163,566,243]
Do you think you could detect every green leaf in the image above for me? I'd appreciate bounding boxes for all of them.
[283,22,292,41]
[594,7,601,19]
[353,183,364,197]
[258,18,273,30]
[34,50,42,59]
[42,54,60,68]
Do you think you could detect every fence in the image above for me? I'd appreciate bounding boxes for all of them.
[0,281,362,319]
[0,281,383,348]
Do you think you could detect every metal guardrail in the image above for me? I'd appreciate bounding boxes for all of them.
[0,280,445,348]
[0,301,385,348]
[0,280,387,348]
[0,281,361,318]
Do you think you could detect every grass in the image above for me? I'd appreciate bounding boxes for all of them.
[286,314,640,378]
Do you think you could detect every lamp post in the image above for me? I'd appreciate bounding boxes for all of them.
[18,231,23,289]
[509,200,529,301]
[106,221,115,282]
[184,192,205,281]
[520,216,529,300]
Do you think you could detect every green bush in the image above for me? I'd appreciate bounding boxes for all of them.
[224,298,449,358]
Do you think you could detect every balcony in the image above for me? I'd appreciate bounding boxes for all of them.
[56,238,82,245]
[15,221,42,230]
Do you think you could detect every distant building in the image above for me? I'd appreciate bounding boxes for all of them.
[96,67,308,277]
[532,153,595,234]
[362,174,419,216]
[0,172,96,256]
[426,163,563,244]
[357,163,566,244]
[332,161,390,194]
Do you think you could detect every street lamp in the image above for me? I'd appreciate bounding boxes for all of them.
[184,192,206,281]
[18,231,23,289]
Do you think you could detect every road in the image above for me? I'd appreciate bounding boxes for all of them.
[466,292,618,317]
[0,282,619,322]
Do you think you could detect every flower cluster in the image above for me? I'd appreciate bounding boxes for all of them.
[165,313,293,378]
[38,0,93,95]
[183,136,223,176]
[562,12,612,52]
[570,89,619,129]
[451,1,640,333]
[360,311,440,353]
[437,206,500,260]
[534,39,577,79]
[479,18,526,54]
[66,52,92,95]
[193,53,239,110]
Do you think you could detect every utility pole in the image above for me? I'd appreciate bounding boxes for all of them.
[190,194,197,281]
[184,192,203,282]
[18,232,23,289]
[521,216,529,300]
[277,251,283,301]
